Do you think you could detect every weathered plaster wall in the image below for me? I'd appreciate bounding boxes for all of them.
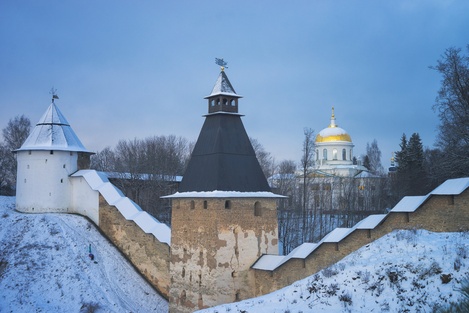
[98,195,170,298]
[169,197,278,313]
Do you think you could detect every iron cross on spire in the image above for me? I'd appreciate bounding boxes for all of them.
[49,87,59,103]
[215,58,228,71]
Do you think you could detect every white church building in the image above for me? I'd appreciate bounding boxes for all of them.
[313,107,367,177]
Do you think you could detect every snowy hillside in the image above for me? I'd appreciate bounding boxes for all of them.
[2,194,468,313]
[0,196,168,313]
[199,230,469,313]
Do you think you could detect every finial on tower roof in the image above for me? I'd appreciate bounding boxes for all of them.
[49,87,59,103]
[329,106,337,128]
[215,58,228,71]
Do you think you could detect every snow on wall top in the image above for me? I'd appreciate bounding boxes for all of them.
[17,103,90,153]
[390,195,429,213]
[72,170,171,245]
[355,214,387,229]
[253,177,469,272]
[162,190,286,198]
[430,177,469,195]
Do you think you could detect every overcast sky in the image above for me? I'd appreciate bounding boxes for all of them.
[1,1,468,169]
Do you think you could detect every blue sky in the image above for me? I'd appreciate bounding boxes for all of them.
[1,1,468,169]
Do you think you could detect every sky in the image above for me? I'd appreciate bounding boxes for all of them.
[1,1,468,169]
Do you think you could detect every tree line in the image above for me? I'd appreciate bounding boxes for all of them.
[0,44,467,252]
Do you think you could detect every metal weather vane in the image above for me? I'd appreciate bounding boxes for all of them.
[49,87,59,103]
[215,58,228,71]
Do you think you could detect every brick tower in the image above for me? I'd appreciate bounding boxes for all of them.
[166,63,283,313]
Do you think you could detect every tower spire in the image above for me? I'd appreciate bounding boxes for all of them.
[329,106,337,128]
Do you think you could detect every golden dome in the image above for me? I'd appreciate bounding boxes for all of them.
[315,107,352,143]
[315,132,352,143]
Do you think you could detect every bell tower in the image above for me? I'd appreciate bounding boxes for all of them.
[166,60,283,313]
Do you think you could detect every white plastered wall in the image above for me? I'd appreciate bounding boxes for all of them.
[16,150,77,213]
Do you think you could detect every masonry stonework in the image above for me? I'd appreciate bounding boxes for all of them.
[169,197,278,313]
[98,195,170,298]
[252,190,469,296]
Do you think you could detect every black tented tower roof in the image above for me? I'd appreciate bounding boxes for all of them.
[178,69,271,192]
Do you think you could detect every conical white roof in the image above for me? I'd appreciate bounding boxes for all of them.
[205,70,242,98]
[16,102,91,153]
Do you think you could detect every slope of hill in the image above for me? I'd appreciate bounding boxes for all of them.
[0,196,168,313]
[199,230,469,312]
[2,194,468,313]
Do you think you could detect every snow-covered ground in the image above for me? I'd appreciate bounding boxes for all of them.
[199,230,469,313]
[2,194,468,313]
[0,196,168,313]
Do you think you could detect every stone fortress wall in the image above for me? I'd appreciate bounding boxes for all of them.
[64,172,468,309]
[251,178,469,296]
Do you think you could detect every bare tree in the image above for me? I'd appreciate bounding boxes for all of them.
[2,115,31,151]
[431,45,469,181]
[300,127,315,242]
[365,139,384,175]
[0,115,31,194]
[90,146,116,172]
[250,137,275,179]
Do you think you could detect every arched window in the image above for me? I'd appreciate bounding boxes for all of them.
[254,201,262,216]
[350,149,353,160]
[323,149,327,160]
[342,149,346,160]
[332,149,337,160]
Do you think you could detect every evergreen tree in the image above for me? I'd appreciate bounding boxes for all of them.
[407,133,427,195]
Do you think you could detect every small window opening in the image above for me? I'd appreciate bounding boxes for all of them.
[28,150,32,155]
[223,98,228,105]
[203,200,208,209]
[235,291,240,301]
[190,200,195,210]
[63,164,66,168]
[50,150,54,155]
[254,201,262,216]
[60,179,63,183]
[342,149,346,160]
[225,200,231,209]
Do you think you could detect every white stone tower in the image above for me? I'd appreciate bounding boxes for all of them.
[15,94,93,213]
